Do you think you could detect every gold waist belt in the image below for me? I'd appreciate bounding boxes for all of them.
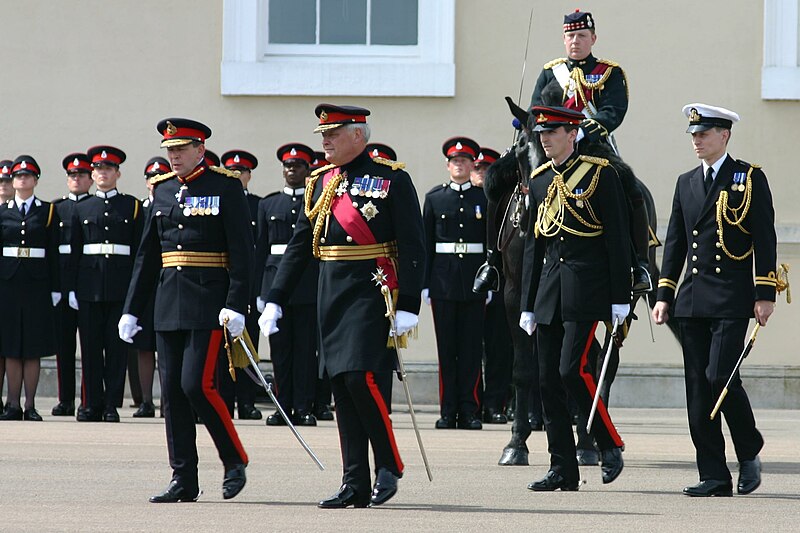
[161,251,229,268]
[318,241,398,261]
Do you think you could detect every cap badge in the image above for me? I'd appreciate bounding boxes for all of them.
[73,158,80,167]
[1,166,7,174]
[290,148,297,156]
[166,121,178,135]
[455,142,463,149]
[537,113,548,123]
[689,108,700,122]
[320,110,328,121]
[234,154,240,163]
[151,163,160,171]
[372,149,379,156]
[20,161,27,169]
[587,14,594,27]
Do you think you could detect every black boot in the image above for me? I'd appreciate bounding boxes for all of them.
[630,200,653,295]
[473,250,500,294]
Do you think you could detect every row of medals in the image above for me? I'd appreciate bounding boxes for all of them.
[182,205,219,217]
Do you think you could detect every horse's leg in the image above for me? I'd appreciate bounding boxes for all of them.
[499,326,534,466]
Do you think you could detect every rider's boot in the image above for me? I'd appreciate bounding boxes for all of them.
[631,200,652,295]
[473,249,501,294]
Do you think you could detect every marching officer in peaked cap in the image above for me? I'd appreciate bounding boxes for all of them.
[119,118,252,502]
[519,106,629,491]
[423,136,489,430]
[531,9,651,295]
[259,104,426,508]
[254,142,320,427]
[221,149,263,421]
[50,153,94,417]
[0,160,12,414]
[0,155,60,422]
[69,146,142,423]
[653,104,777,497]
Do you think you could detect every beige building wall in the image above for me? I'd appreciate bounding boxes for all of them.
[0,1,796,367]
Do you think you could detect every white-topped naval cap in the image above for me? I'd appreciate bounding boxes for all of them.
[682,103,740,133]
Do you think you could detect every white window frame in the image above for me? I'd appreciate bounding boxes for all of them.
[222,0,455,97]
[762,0,800,99]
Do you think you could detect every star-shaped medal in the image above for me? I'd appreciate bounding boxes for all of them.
[360,200,379,221]
[336,178,349,197]
[371,267,388,286]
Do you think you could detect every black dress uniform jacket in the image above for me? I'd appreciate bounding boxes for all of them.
[422,182,487,301]
[531,54,628,135]
[656,155,777,315]
[267,151,425,379]
[521,153,631,323]
[124,166,253,329]
[53,194,88,295]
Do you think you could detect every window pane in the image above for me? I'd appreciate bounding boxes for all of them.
[269,0,316,44]
[320,0,367,44]
[371,0,417,45]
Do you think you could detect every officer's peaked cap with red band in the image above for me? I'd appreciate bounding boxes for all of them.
[564,9,594,32]
[0,160,14,180]
[144,156,171,178]
[276,143,314,165]
[531,106,584,132]
[157,117,212,148]
[11,155,41,178]
[476,147,501,166]
[311,151,329,170]
[204,150,220,167]
[366,143,397,161]
[62,153,93,174]
[87,145,126,167]
[313,104,370,133]
[442,136,480,160]
[222,150,259,171]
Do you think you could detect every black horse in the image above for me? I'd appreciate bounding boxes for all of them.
[486,94,680,466]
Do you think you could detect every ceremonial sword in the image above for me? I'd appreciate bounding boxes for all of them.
[587,318,620,433]
[710,323,761,421]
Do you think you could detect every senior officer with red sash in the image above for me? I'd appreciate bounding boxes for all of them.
[259,104,425,508]
[119,118,252,503]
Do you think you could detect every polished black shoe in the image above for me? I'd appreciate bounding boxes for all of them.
[294,411,318,426]
[314,405,335,421]
[370,468,399,506]
[0,405,23,421]
[435,415,456,429]
[527,470,579,492]
[576,448,600,466]
[52,402,75,416]
[683,479,733,497]
[601,447,624,484]
[103,408,120,423]
[238,404,262,420]
[222,463,247,500]
[632,263,653,295]
[483,408,508,424]
[23,408,43,421]
[318,484,369,509]
[472,262,500,294]
[76,406,103,422]
[266,411,288,426]
[738,456,762,495]
[457,415,483,430]
[149,480,200,503]
[133,402,156,418]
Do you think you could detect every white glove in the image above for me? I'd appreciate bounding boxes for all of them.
[118,314,142,344]
[51,292,62,307]
[258,302,283,336]
[485,291,493,305]
[519,311,536,336]
[392,310,418,336]
[68,291,79,310]
[421,288,431,306]
[611,303,630,326]
[256,296,266,313]
[219,308,246,337]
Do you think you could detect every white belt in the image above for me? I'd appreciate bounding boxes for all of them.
[3,246,46,258]
[435,242,484,254]
[83,243,131,256]
[270,244,288,255]
[58,244,71,254]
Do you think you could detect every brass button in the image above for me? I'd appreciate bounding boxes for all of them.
[560,236,564,241]
[692,230,698,236]
[178,224,184,229]
[320,237,326,243]
[346,236,353,242]
[104,226,109,231]
[715,255,721,261]
[104,240,109,244]
[176,266,182,271]
[21,240,25,245]
[459,223,463,228]
[352,202,359,208]
[177,245,182,250]
[155,211,162,216]
[270,215,276,220]
[692,243,698,249]
[20,230,25,235]
[692,268,698,275]
[458,238,464,242]
[715,267,721,274]
[560,257,564,262]
[692,255,697,261]
[458,253,464,258]
[441,214,446,219]
[459,207,464,212]
[716,242,722,248]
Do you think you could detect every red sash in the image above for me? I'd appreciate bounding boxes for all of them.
[564,62,609,112]
[323,169,399,290]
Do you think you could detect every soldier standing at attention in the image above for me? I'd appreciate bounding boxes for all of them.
[259,104,425,508]
[51,153,93,417]
[653,104,777,497]
[423,136,488,430]
[255,143,319,427]
[119,118,252,502]
[0,161,13,413]
[519,106,629,491]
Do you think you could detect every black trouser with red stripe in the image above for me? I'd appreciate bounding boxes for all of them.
[157,329,248,488]
[431,299,484,419]
[78,301,127,410]
[54,300,79,405]
[331,371,403,498]
[537,319,624,483]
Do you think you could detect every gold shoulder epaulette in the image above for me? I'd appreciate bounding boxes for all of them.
[373,156,406,171]
[148,171,176,186]
[210,165,240,178]
[543,58,567,70]
[531,161,552,178]
[579,155,610,167]
[737,159,761,169]
[310,163,336,178]
[596,58,620,68]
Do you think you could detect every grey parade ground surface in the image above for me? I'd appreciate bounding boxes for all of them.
[2,400,800,532]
